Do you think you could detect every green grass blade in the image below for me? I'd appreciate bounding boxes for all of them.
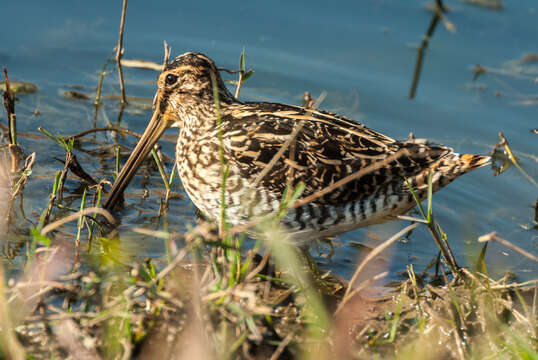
[239,48,246,72]
[115,145,121,179]
[405,177,427,220]
[476,241,488,276]
[38,126,69,152]
[427,170,433,223]
[76,187,88,243]
[388,291,404,342]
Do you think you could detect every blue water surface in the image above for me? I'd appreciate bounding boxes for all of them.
[1,0,536,281]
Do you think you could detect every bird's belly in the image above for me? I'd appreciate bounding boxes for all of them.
[180,163,417,240]
[281,192,417,242]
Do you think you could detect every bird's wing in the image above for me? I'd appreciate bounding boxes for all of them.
[215,102,452,205]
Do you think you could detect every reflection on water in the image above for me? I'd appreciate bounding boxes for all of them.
[1,0,536,280]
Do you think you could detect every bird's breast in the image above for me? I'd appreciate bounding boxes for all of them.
[175,134,281,224]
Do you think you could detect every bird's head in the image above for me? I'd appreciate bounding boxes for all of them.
[103,52,232,210]
[154,52,234,128]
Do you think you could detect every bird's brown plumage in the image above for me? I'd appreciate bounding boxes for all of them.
[104,52,490,241]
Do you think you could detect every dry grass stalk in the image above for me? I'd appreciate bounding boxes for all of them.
[2,67,25,173]
[115,0,128,105]
[409,0,447,99]
[478,231,538,262]
[336,223,419,314]
[40,207,115,236]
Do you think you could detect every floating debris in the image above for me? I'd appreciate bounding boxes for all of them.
[102,94,153,111]
[65,84,86,90]
[0,81,38,94]
[61,90,90,100]
[463,0,503,10]
[59,89,152,111]
[303,91,314,108]
[120,58,163,71]
[473,64,488,80]
[519,52,538,63]
[54,154,98,185]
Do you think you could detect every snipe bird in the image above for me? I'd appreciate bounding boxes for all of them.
[104,52,489,242]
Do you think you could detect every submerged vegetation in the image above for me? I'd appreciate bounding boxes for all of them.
[1,1,537,359]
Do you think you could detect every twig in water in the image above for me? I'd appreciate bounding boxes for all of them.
[116,102,126,127]
[409,0,447,99]
[162,40,172,68]
[336,223,419,315]
[66,126,142,141]
[40,207,116,236]
[427,216,459,275]
[2,67,16,146]
[152,40,174,213]
[473,64,488,81]
[115,0,128,105]
[494,132,537,187]
[493,132,517,165]
[478,232,538,263]
[402,171,460,274]
[151,147,171,214]
[334,271,389,316]
[120,59,163,71]
[345,223,419,296]
[54,153,98,185]
[11,153,36,200]
[36,171,62,231]
[93,51,115,132]
[303,92,315,108]
[56,149,74,201]
[94,51,115,108]
[2,67,24,172]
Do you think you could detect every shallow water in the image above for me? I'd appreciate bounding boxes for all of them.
[1,0,536,281]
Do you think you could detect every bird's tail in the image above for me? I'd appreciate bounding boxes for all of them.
[459,153,491,171]
[406,152,490,194]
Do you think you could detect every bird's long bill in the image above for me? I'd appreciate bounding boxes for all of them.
[103,109,168,210]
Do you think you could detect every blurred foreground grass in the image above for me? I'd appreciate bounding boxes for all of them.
[0,216,536,359]
[0,143,535,359]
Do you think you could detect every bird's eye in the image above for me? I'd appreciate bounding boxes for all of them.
[165,74,178,86]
